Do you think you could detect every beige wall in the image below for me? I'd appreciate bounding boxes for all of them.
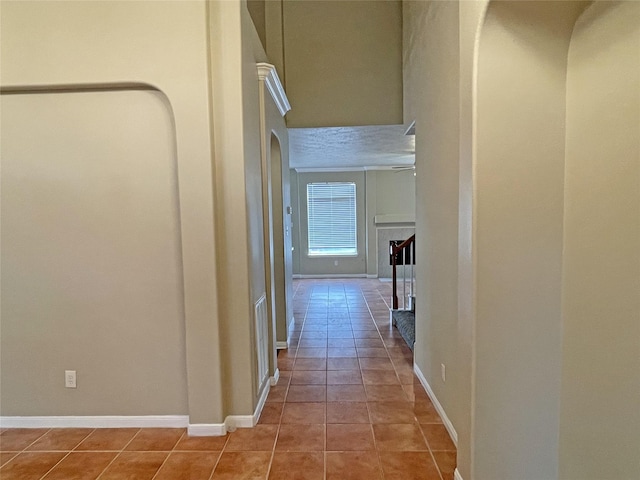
[1,90,188,416]
[0,0,223,424]
[403,0,462,469]
[474,2,586,476]
[560,2,640,478]
[0,0,280,425]
[291,169,415,277]
[280,0,403,127]
[295,171,368,275]
[405,1,639,478]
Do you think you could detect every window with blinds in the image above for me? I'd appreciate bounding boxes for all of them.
[306,182,357,256]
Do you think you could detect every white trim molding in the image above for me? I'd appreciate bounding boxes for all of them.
[276,341,288,350]
[3,385,273,438]
[413,363,458,447]
[189,375,272,436]
[0,415,188,429]
[454,468,464,480]
[287,317,296,348]
[257,63,291,117]
[270,368,280,386]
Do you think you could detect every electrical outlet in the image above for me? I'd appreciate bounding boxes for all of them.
[441,363,446,383]
[65,370,77,388]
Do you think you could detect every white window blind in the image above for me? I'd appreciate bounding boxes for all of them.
[307,182,357,256]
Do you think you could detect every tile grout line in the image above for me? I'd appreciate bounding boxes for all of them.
[95,427,141,480]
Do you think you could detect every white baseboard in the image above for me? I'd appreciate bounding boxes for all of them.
[366,274,378,279]
[187,423,226,436]
[0,415,189,429]
[287,317,296,348]
[270,368,280,386]
[189,380,270,436]
[276,341,288,349]
[454,468,463,480]
[3,384,272,438]
[413,363,458,447]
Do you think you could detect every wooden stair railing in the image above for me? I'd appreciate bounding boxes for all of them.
[390,234,415,310]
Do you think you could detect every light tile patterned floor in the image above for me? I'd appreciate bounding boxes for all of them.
[0,279,456,479]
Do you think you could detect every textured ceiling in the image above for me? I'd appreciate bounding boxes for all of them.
[288,125,415,170]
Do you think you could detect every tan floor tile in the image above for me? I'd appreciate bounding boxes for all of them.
[0,452,66,479]
[278,357,296,371]
[1,452,18,467]
[92,451,167,479]
[211,451,271,479]
[27,429,94,451]
[296,348,327,358]
[291,370,327,385]
[373,424,428,451]
[299,339,327,348]
[421,424,456,451]
[153,451,219,480]
[294,358,327,371]
[326,424,375,451]
[328,347,357,358]
[328,338,355,348]
[326,402,370,424]
[355,338,385,348]
[326,451,382,480]
[327,385,367,402]
[42,451,116,479]
[287,385,326,403]
[275,424,324,452]
[225,425,278,451]
[301,331,328,339]
[327,331,354,339]
[327,358,360,370]
[268,452,324,480]
[125,429,184,451]
[76,428,139,451]
[359,357,395,370]
[396,368,416,385]
[326,370,362,385]
[433,451,457,479]
[414,401,443,424]
[258,403,284,424]
[378,451,441,480]
[0,429,50,452]
[361,369,401,385]
[368,401,417,424]
[282,403,325,424]
[266,384,288,403]
[352,330,381,339]
[174,434,228,451]
[365,385,409,402]
[356,347,389,358]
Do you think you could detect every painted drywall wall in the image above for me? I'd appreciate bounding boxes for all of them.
[281,0,403,127]
[0,0,223,424]
[292,170,415,277]
[209,0,273,414]
[560,2,640,478]
[1,90,188,416]
[475,2,587,477]
[295,171,368,275]
[374,170,416,217]
[403,0,462,464]
[269,135,294,344]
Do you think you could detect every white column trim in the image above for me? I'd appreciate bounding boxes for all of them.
[257,63,291,117]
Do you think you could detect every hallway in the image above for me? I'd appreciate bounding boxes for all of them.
[0,279,456,479]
